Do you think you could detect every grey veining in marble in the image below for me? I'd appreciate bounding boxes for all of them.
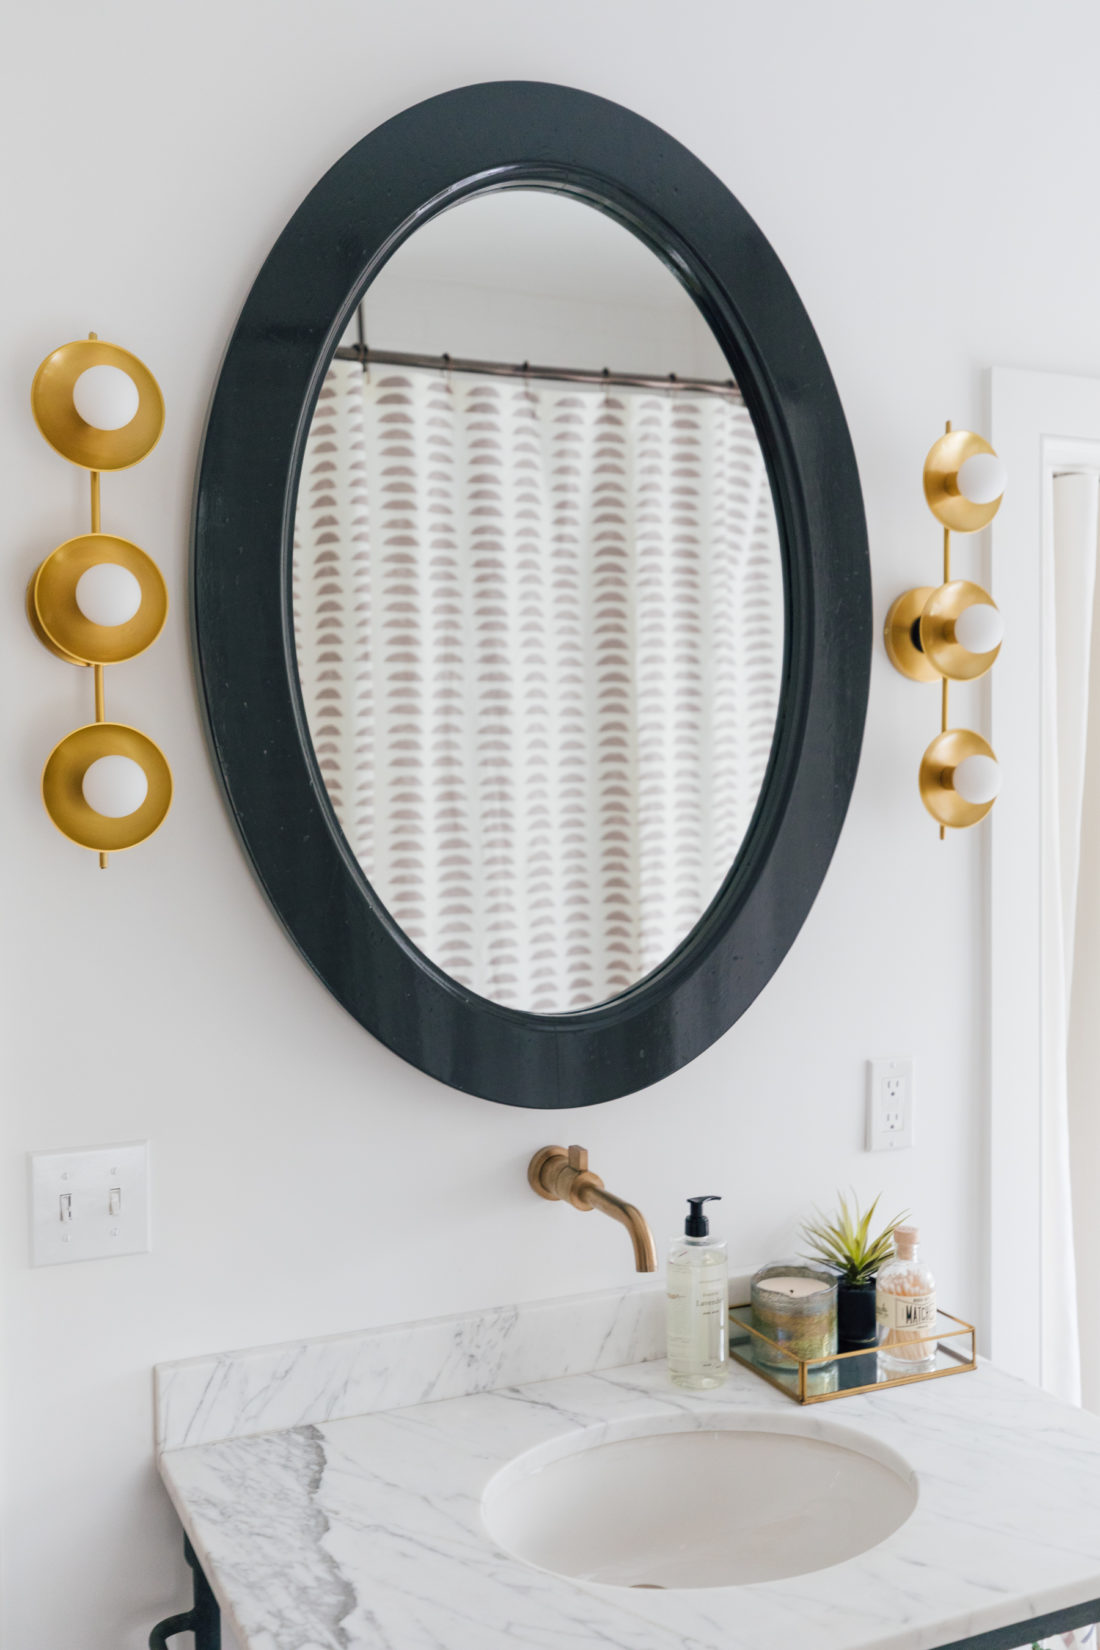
[159,1345,1100,1650]
[154,1283,667,1451]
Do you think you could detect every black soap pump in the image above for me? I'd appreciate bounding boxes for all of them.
[667,1195,728,1390]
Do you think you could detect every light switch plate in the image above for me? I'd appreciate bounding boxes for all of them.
[866,1056,914,1152]
[30,1141,150,1265]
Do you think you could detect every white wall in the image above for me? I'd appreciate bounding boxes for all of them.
[2,3,1094,1645]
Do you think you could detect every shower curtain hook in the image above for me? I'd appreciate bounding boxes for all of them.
[442,351,453,394]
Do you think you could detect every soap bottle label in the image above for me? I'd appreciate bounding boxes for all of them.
[667,1267,728,1370]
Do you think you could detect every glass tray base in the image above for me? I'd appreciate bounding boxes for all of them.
[729,1304,977,1404]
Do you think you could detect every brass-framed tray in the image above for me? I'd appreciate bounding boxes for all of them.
[729,1304,977,1404]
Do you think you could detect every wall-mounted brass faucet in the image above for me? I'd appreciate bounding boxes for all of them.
[528,1145,657,1273]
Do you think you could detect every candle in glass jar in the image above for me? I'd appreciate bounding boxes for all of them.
[756,1276,827,1299]
[750,1261,838,1369]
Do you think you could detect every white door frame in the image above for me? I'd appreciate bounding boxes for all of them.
[990,368,1100,1383]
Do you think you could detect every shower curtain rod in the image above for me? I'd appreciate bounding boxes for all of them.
[332,342,742,399]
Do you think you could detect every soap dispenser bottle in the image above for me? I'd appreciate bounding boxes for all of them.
[667,1196,728,1390]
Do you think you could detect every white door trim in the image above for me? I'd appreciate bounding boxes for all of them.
[990,367,1100,1383]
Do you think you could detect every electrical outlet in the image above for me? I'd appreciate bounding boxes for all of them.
[866,1057,914,1152]
[29,1142,150,1265]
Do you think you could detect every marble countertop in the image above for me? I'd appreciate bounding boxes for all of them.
[155,1291,1100,1650]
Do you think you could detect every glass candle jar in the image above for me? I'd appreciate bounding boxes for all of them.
[750,1261,838,1370]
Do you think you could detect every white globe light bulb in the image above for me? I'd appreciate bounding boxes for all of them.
[74,563,143,627]
[72,364,140,431]
[81,754,149,818]
[954,601,1004,655]
[957,451,1007,506]
[953,752,1001,806]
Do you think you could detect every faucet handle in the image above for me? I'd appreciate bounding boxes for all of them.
[528,1144,603,1209]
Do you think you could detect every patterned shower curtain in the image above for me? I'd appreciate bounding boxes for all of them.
[293,359,783,1013]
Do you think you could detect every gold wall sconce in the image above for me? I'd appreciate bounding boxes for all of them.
[29,335,172,867]
[884,424,1006,835]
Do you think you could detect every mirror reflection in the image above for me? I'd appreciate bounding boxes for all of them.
[293,190,784,1013]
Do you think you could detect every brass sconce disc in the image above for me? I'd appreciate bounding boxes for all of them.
[42,722,172,853]
[25,574,86,664]
[919,580,1001,681]
[31,339,164,471]
[29,534,168,666]
[884,587,939,682]
[923,430,1004,533]
[918,728,998,830]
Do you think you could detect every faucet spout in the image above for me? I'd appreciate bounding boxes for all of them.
[579,1184,658,1272]
[527,1145,657,1273]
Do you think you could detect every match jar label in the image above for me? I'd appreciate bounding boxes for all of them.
[876,1290,936,1332]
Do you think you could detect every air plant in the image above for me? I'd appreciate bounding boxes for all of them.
[801,1191,907,1284]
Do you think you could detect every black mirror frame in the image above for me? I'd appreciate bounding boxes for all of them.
[193,81,870,1109]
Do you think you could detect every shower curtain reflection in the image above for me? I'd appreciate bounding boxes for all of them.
[293,360,783,1013]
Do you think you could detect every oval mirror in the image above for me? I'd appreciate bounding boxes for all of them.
[292,189,784,1014]
[194,83,870,1107]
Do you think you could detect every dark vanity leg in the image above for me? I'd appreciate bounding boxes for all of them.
[937,1597,1100,1649]
[148,1537,221,1650]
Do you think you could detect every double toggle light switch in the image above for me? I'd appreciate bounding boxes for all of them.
[28,336,172,866]
[885,426,1006,834]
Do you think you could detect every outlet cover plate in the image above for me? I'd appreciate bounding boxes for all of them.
[30,1141,150,1265]
[866,1056,914,1152]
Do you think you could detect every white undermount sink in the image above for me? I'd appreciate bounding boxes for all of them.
[482,1415,917,1589]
